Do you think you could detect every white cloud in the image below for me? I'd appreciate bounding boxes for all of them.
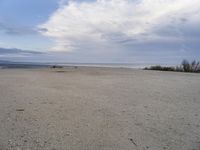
[39,0,200,52]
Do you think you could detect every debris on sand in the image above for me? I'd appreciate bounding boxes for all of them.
[16,109,25,112]
[129,138,137,147]
[56,71,66,73]
[50,65,63,69]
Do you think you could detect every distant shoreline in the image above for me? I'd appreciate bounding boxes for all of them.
[0,64,140,69]
[0,61,174,69]
[0,62,145,69]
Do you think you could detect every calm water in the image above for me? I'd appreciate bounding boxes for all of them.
[0,61,175,69]
[55,63,150,69]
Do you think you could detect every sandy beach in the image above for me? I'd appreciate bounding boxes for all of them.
[0,67,200,150]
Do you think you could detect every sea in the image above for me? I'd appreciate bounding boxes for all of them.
[0,61,173,69]
[51,63,152,69]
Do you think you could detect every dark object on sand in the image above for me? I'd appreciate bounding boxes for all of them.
[16,109,25,112]
[50,65,63,69]
[129,138,137,146]
[56,71,66,73]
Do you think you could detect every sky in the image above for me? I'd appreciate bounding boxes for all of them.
[0,0,200,64]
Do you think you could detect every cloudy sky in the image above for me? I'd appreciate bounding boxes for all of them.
[0,0,200,64]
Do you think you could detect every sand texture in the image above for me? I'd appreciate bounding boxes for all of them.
[0,67,200,150]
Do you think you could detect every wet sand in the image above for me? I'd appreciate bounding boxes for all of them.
[0,67,200,150]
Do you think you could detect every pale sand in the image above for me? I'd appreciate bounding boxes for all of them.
[0,67,200,150]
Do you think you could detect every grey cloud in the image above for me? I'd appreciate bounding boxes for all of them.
[154,24,200,40]
[0,22,44,35]
[180,18,188,23]
[38,28,48,32]
[101,32,137,44]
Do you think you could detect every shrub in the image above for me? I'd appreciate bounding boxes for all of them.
[181,59,191,72]
[181,59,200,72]
[145,59,200,73]
[145,65,175,72]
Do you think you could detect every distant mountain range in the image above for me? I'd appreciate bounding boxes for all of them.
[0,47,43,55]
[0,60,13,64]
[0,60,49,69]
[0,48,45,68]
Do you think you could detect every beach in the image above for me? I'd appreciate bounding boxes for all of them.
[0,67,200,150]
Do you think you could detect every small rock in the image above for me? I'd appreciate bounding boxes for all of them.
[16,109,25,112]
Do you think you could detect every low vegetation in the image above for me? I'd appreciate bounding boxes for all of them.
[145,60,200,73]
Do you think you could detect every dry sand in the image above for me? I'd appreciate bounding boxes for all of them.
[0,67,200,150]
